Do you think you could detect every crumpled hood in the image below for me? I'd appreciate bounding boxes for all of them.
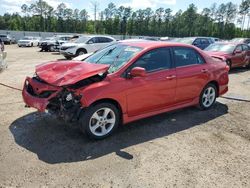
[205,51,231,61]
[36,61,109,86]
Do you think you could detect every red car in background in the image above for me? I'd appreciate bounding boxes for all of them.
[22,41,229,139]
[204,42,250,69]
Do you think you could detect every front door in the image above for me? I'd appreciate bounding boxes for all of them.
[125,47,177,117]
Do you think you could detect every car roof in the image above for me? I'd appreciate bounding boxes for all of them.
[118,41,197,49]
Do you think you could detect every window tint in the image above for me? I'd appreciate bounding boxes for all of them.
[242,44,249,51]
[235,45,242,52]
[98,37,113,43]
[88,37,98,44]
[131,48,172,72]
[201,38,209,44]
[173,47,205,67]
[194,38,201,45]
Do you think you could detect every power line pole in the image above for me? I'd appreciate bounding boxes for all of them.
[91,1,99,33]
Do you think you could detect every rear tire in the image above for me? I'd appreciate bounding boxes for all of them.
[79,103,120,140]
[198,83,217,110]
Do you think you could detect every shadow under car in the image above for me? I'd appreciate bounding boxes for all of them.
[9,102,228,164]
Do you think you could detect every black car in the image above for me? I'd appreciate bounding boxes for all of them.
[176,37,214,50]
[0,34,16,44]
[39,35,75,52]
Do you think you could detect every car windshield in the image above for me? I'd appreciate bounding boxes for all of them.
[75,36,90,43]
[177,38,195,44]
[204,43,236,53]
[84,44,143,73]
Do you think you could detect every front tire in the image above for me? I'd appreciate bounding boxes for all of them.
[76,49,86,56]
[79,103,120,140]
[198,83,217,110]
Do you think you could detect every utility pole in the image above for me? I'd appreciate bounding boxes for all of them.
[91,1,99,33]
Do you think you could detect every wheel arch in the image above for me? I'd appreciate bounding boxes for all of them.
[77,48,87,54]
[207,80,219,97]
[87,98,123,123]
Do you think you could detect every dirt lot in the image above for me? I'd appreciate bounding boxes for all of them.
[0,45,250,187]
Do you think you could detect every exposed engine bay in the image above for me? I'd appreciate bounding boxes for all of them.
[24,73,106,122]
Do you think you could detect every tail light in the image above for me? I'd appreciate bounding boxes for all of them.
[225,65,230,72]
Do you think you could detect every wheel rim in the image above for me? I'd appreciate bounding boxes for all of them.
[202,87,216,108]
[89,108,116,137]
[78,51,85,55]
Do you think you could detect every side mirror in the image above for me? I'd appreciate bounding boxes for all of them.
[88,40,94,44]
[234,50,242,54]
[129,67,146,78]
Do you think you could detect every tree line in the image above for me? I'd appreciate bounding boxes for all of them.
[0,0,250,39]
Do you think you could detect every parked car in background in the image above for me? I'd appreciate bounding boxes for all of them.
[18,36,39,47]
[39,35,74,52]
[0,38,4,51]
[22,41,229,139]
[177,37,214,49]
[60,35,116,59]
[230,38,250,45]
[0,38,7,71]
[204,42,250,69]
[0,34,16,44]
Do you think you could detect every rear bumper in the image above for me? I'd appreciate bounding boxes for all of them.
[22,77,61,112]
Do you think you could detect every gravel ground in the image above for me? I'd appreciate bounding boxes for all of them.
[0,45,249,188]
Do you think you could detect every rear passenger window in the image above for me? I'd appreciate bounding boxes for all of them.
[131,48,172,72]
[173,47,205,67]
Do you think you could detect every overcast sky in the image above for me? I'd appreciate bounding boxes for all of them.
[0,0,242,18]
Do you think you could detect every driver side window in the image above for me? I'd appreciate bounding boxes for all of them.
[130,48,172,73]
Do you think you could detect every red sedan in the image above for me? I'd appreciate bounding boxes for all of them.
[22,41,229,139]
[204,42,250,69]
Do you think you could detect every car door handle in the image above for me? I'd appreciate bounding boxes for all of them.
[201,69,208,73]
[166,75,176,80]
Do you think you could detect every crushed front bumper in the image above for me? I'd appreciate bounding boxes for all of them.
[22,77,61,112]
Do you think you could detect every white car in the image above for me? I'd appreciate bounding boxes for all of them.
[60,35,116,59]
[18,36,39,47]
[72,52,94,61]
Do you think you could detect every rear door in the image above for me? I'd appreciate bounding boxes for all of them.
[231,45,244,67]
[173,47,209,103]
[241,44,250,66]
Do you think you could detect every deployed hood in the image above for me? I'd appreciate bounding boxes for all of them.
[205,51,231,57]
[205,51,230,61]
[36,61,109,86]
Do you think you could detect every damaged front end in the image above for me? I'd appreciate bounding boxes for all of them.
[22,73,106,122]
